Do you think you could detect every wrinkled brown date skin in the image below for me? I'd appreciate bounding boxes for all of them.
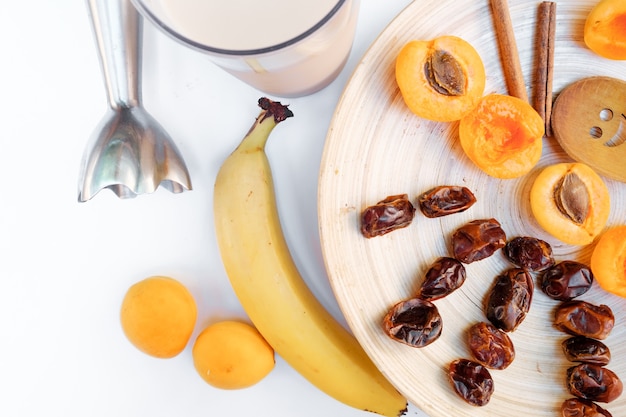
[541,261,594,301]
[468,322,515,369]
[448,359,494,406]
[417,257,466,301]
[383,298,442,348]
[567,363,623,403]
[361,194,416,238]
[555,301,615,340]
[452,218,506,263]
[418,185,476,218]
[485,268,534,332]
[562,336,611,366]
[561,397,613,417]
[503,236,555,271]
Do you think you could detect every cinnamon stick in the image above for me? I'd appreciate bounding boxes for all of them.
[490,0,528,102]
[534,1,556,137]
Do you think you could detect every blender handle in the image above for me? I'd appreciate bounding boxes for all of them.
[86,0,142,109]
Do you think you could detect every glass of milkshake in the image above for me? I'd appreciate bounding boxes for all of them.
[131,0,361,97]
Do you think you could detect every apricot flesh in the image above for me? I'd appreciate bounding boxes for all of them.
[120,276,197,358]
[395,35,486,122]
[459,94,544,179]
[192,320,275,389]
[591,226,626,298]
[530,163,610,246]
[584,0,626,60]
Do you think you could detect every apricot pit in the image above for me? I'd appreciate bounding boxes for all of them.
[530,163,610,246]
[395,35,486,122]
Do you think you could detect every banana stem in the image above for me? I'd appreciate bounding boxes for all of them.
[238,98,294,152]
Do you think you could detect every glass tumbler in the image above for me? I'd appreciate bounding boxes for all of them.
[131,0,361,97]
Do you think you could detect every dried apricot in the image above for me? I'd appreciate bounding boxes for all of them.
[584,0,626,60]
[459,94,544,179]
[530,163,610,246]
[591,225,626,297]
[395,35,486,122]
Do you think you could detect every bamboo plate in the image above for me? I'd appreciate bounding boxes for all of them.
[318,0,626,416]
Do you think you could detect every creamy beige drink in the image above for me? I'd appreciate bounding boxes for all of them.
[149,0,360,96]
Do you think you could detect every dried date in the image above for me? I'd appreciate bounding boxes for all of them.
[541,261,594,301]
[468,322,515,370]
[452,218,507,264]
[485,268,534,332]
[561,397,613,417]
[562,336,611,366]
[418,185,476,218]
[554,301,615,340]
[448,359,494,406]
[360,194,416,238]
[503,236,555,272]
[566,364,623,403]
[417,257,466,301]
[383,298,442,348]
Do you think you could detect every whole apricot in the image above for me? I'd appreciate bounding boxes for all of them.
[591,225,626,298]
[530,163,610,246]
[120,276,197,358]
[192,320,275,390]
[459,94,544,179]
[395,35,486,122]
[584,0,626,60]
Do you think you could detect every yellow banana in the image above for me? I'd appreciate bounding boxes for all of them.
[213,98,407,417]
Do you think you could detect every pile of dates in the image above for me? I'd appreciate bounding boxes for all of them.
[446,233,551,407]
[372,186,478,350]
[360,185,477,238]
[367,186,510,406]
[543,262,622,416]
[362,186,622,412]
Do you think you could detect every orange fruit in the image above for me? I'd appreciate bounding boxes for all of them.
[120,276,197,358]
[591,226,626,298]
[192,320,274,389]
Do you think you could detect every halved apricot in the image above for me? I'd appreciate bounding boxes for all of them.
[459,94,544,179]
[530,163,610,246]
[591,225,626,298]
[395,35,486,122]
[584,0,626,60]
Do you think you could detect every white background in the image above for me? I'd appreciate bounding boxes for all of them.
[0,1,430,416]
